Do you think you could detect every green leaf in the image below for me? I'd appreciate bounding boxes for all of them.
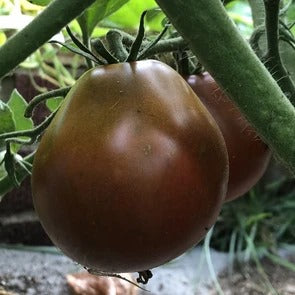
[0,100,15,150]
[3,144,20,187]
[0,152,34,200]
[0,151,7,181]
[7,90,33,132]
[0,31,6,46]
[46,97,64,112]
[106,0,164,32]
[226,1,253,38]
[27,0,52,6]
[79,0,130,36]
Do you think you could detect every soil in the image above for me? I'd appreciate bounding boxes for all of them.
[0,248,294,295]
[0,249,80,295]
[208,257,295,295]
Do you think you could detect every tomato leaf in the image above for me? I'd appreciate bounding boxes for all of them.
[0,100,15,150]
[0,31,6,46]
[46,97,64,112]
[7,90,33,132]
[3,143,20,187]
[7,90,34,152]
[106,0,164,32]
[0,151,7,181]
[78,0,130,36]
[27,0,52,6]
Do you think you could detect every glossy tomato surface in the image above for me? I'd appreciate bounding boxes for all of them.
[32,60,229,273]
[186,72,271,202]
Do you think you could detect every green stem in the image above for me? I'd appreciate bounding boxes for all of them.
[174,51,190,76]
[138,37,187,60]
[91,39,119,64]
[249,25,265,58]
[137,24,169,60]
[248,0,265,27]
[77,16,94,69]
[113,30,187,59]
[0,0,96,79]
[262,0,295,104]
[155,0,295,174]
[120,30,136,47]
[106,30,128,62]
[264,0,280,58]
[25,87,70,118]
[126,11,147,62]
[0,111,56,143]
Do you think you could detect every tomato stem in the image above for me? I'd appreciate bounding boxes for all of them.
[25,87,71,118]
[106,30,129,62]
[262,0,295,105]
[139,36,187,59]
[77,15,94,69]
[126,11,147,62]
[91,39,119,64]
[108,29,187,60]
[249,25,265,58]
[0,111,57,144]
[174,51,191,76]
[65,26,99,68]
[137,22,169,59]
[248,0,265,28]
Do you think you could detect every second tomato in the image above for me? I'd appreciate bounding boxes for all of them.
[186,72,271,202]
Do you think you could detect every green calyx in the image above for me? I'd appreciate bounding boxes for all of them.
[51,11,187,66]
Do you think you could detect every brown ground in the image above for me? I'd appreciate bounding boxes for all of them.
[0,249,294,295]
[208,256,295,295]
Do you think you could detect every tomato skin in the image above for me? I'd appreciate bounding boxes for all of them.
[185,72,271,202]
[32,60,229,273]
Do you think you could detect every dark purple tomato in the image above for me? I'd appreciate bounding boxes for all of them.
[186,72,271,202]
[32,60,229,273]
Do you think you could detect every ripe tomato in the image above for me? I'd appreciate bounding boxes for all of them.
[32,60,229,273]
[185,72,271,202]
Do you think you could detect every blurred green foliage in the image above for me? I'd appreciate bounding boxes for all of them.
[104,0,164,32]
[226,0,253,37]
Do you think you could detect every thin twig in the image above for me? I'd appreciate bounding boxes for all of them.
[25,87,70,118]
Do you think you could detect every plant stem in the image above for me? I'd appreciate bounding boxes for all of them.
[25,87,70,118]
[137,24,169,60]
[155,0,295,174]
[112,29,187,58]
[264,0,280,58]
[262,0,295,104]
[248,0,265,27]
[138,37,187,60]
[126,11,147,62]
[106,30,128,62]
[77,15,94,69]
[249,25,265,58]
[91,39,118,64]
[0,0,96,79]
[0,111,56,143]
